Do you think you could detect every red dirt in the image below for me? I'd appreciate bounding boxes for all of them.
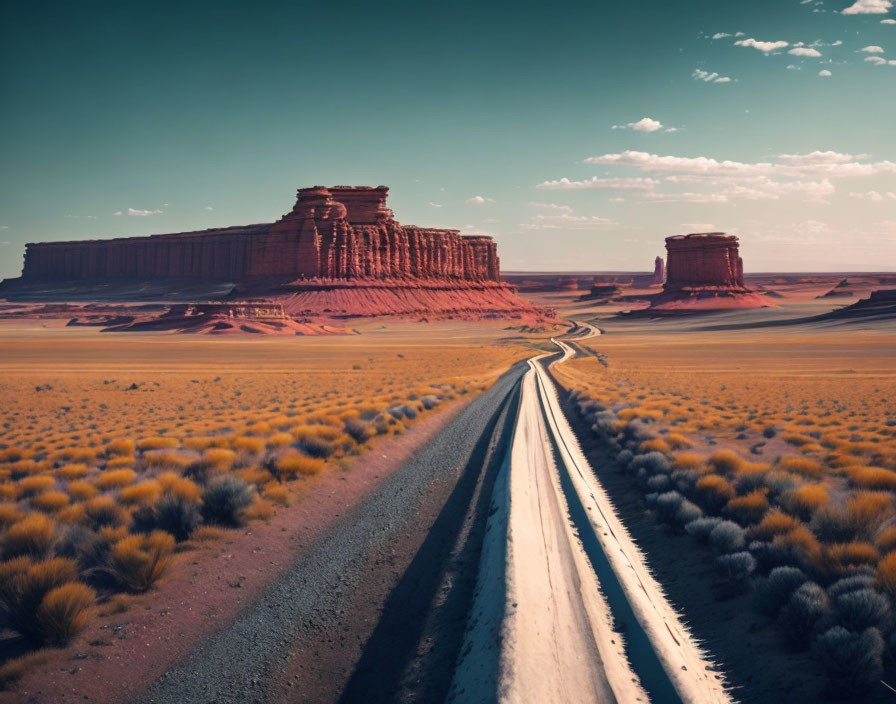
[0,396,472,704]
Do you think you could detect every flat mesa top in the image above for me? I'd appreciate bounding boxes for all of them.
[667,232,738,242]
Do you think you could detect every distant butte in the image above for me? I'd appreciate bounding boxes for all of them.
[646,233,768,311]
[0,186,546,321]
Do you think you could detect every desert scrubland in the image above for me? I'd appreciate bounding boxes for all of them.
[554,324,896,697]
[0,323,535,688]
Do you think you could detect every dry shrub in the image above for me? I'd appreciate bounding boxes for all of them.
[773,526,823,573]
[0,556,80,643]
[0,504,24,528]
[157,472,201,503]
[31,491,70,513]
[782,432,814,447]
[244,498,274,522]
[105,438,135,456]
[877,552,896,597]
[36,582,96,645]
[781,484,830,521]
[823,542,880,578]
[202,448,236,470]
[845,491,893,540]
[57,463,89,480]
[665,433,692,450]
[55,504,88,525]
[233,436,266,454]
[83,496,127,529]
[673,453,705,470]
[104,456,134,469]
[236,466,273,488]
[136,436,179,451]
[119,480,162,506]
[777,456,823,478]
[708,450,747,475]
[262,483,290,507]
[3,513,55,558]
[142,449,192,470]
[104,531,175,592]
[640,438,671,454]
[725,489,769,525]
[200,477,253,527]
[264,433,293,449]
[276,453,325,480]
[67,480,97,501]
[0,651,50,691]
[291,424,343,443]
[182,436,218,451]
[17,476,55,498]
[875,527,896,553]
[844,465,896,491]
[695,474,736,513]
[95,468,137,490]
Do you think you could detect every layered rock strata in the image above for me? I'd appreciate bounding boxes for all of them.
[19,186,500,283]
[5,186,541,319]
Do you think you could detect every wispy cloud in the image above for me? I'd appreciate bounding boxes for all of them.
[842,0,893,14]
[583,150,896,178]
[849,190,896,200]
[692,69,733,83]
[861,45,885,52]
[527,202,573,211]
[818,69,833,77]
[428,201,442,208]
[520,213,617,230]
[464,196,494,205]
[535,176,659,190]
[734,38,789,52]
[865,55,896,64]
[114,208,163,216]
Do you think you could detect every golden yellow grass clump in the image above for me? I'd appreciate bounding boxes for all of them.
[0,330,532,665]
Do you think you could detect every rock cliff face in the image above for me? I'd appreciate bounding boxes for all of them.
[8,185,542,320]
[19,186,500,284]
[642,233,767,311]
[664,233,746,291]
[651,256,665,286]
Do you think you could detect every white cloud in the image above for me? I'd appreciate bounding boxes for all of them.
[428,201,442,208]
[527,202,573,211]
[535,176,659,191]
[205,206,214,210]
[692,69,733,83]
[643,192,730,203]
[0,225,8,230]
[734,38,789,52]
[819,69,833,76]
[842,0,893,14]
[712,32,731,39]
[521,213,617,230]
[586,149,896,179]
[465,196,494,205]
[883,18,896,23]
[64,214,98,219]
[865,55,896,64]
[114,208,163,216]
[861,45,886,52]
[789,47,823,56]
[849,190,896,200]
[612,117,669,132]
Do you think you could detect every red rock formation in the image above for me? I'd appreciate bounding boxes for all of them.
[664,233,747,291]
[651,256,665,286]
[7,185,544,321]
[20,186,501,284]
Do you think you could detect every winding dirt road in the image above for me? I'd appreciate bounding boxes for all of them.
[450,324,730,704]
[138,322,730,703]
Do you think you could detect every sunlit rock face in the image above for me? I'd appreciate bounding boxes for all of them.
[663,233,746,292]
[19,186,501,284]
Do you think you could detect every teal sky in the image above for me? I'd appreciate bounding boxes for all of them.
[1,0,894,277]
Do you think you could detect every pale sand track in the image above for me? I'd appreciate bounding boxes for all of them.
[451,324,730,704]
